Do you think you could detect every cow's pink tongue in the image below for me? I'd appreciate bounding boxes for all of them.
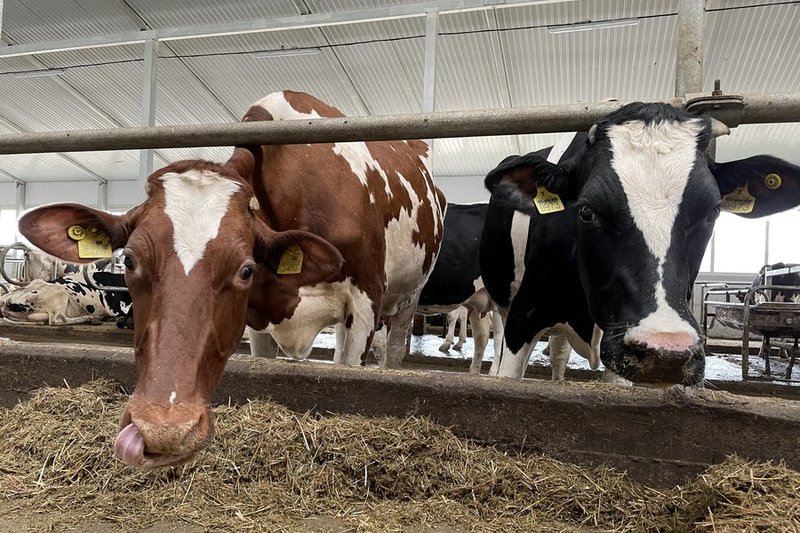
[114,423,145,466]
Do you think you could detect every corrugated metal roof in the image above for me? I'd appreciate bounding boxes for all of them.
[124,0,300,30]
[0,0,794,205]
[3,0,141,44]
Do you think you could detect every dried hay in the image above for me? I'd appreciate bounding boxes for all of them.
[0,380,798,532]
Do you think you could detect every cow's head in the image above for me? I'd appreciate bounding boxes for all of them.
[487,102,800,386]
[19,159,343,468]
[0,280,55,323]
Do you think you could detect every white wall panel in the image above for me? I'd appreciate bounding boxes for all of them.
[108,180,143,211]
[25,181,100,208]
[0,183,16,208]
[435,176,490,204]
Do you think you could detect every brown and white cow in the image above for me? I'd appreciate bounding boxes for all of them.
[19,90,446,468]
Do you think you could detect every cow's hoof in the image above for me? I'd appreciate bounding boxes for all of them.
[438,343,451,353]
[454,343,464,351]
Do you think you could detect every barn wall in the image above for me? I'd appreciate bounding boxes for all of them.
[26,181,100,208]
[0,183,15,208]
[435,176,489,205]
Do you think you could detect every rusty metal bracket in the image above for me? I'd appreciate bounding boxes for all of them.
[685,81,745,128]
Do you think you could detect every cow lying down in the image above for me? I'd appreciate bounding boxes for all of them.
[0,273,130,326]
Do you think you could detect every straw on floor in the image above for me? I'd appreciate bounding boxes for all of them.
[0,380,797,532]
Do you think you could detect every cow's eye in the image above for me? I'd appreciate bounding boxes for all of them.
[123,255,136,270]
[578,204,596,223]
[240,265,255,281]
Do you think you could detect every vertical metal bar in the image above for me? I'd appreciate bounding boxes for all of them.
[139,38,159,202]
[422,8,439,171]
[422,9,439,113]
[97,181,108,211]
[675,0,705,97]
[764,219,770,265]
[14,181,25,241]
[708,232,716,273]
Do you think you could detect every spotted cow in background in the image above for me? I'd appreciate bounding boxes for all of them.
[482,102,800,386]
[20,90,445,468]
[0,272,131,325]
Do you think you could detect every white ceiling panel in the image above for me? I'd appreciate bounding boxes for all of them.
[433,135,518,177]
[495,0,677,29]
[125,0,300,30]
[705,3,800,93]
[0,153,100,182]
[503,16,677,106]
[181,50,370,118]
[3,0,141,44]
[333,39,424,114]
[164,28,325,57]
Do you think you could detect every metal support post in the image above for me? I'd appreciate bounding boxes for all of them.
[14,181,25,241]
[98,181,108,211]
[675,0,705,98]
[139,38,159,202]
[422,8,439,164]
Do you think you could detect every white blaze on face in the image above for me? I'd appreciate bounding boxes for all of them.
[609,119,702,346]
[162,170,241,275]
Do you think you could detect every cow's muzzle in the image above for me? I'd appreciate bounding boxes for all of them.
[601,337,705,386]
[114,400,212,469]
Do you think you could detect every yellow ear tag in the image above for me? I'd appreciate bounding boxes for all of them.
[72,225,112,259]
[720,185,755,214]
[533,186,565,215]
[764,173,782,190]
[277,244,303,275]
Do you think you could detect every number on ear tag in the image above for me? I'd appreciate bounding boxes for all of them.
[721,185,755,214]
[68,225,112,259]
[533,186,565,215]
[277,244,303,275]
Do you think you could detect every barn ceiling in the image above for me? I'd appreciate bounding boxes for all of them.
[0,0,797,207]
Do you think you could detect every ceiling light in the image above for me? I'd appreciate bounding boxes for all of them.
[13,68,66,79]
[251,47,322,59]
[547,18,639,34]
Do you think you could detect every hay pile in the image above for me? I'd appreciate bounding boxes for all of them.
[0,381,798,532]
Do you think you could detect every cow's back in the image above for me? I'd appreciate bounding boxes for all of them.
[420,203,488,307]
[241,90,445,318]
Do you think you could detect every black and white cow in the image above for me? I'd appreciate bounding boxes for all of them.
[416,203,503,373]
[481,102,800,386]
[0,272,131,326]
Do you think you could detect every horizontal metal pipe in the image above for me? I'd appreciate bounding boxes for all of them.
[0,93,797,155]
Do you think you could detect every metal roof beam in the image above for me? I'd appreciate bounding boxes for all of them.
[0,0,575,59]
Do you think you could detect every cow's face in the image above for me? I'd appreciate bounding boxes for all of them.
[0,280,55,323]
[487,102,800,386]
[19,161,343,468]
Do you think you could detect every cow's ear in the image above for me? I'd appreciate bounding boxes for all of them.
[712,155,800,219]
[18,203,133,263]
[254,224,343,288]
[484,152,579,216]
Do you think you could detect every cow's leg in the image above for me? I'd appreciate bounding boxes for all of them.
[468,310,491,374]
[382,298,419,369]
[488,307,508,376]
[333,286,379,366]
[50,313,97,326]
[548,334,571,381]
[602,370,633,387]
[453,307,468,351]
[439,310,458,353]
[371,322,387,365]
[248,327,278,358]
[491,334,540,378]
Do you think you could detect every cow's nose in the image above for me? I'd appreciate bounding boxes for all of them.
[626,331,698,352]
[133,417,201,455]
